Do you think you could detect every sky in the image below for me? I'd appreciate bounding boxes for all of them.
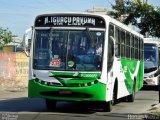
[0,0,159,37]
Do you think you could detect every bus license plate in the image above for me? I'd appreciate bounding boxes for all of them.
[59,90,72,95]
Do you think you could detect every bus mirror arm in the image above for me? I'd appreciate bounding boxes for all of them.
[23,34,30,57]
[23,27,32,57]
[109,36,115,41]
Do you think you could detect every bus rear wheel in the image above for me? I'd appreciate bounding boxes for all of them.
[126,81,136,102]
[45,99,57,110]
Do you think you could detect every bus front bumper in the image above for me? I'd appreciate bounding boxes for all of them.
[28,79,106,101]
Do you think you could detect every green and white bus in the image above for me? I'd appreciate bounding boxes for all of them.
[25,13,144,112]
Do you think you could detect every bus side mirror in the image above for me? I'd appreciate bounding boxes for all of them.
[23,27,32,57]
[23,34,29,57]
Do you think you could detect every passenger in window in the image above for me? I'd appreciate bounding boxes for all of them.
[96,44,102,56]
[87,42,103,56]
[87,43,96,55]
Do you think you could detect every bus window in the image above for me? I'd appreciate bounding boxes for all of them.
[115,27,120,57]
[141,39,144,61]
[126,32,130,58]
[121,30,125,58]
[130,35,134,47]
[135,37,139,59]
[138,38,141,60]
[109,24,114,37]
[33,29,105,71]
[34,30,50,58]
[115,27,121,43]
[108,24,114,70]
[126,32,130,46]
[121,30,125,44]
[131,35,135,59]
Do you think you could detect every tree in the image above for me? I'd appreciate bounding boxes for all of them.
[0,27,13,50]
[111,0,160,37]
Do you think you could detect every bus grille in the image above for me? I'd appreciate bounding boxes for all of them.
[40,91,93,98]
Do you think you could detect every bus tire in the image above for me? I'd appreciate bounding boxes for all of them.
[126,80,136,102]
[102,101,112,112]
[112,81,118,105]
[101,81,118,112]
[45,99,57,110]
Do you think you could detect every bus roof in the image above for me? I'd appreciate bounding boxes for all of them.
[144,38,160,47]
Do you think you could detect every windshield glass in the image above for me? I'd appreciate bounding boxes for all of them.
[33,29,104,71]
[144,44,158,70]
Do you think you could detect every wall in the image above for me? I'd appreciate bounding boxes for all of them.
[3,46,15,52]
[0,52,29,90]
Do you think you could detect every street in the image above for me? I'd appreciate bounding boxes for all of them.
[0,87,159,120]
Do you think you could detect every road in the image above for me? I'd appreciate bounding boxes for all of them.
[0,86,159,120]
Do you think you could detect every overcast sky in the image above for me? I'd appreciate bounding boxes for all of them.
[0,0,159,36]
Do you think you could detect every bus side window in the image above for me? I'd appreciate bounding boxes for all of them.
[115,27,120,57]
[126,32,130,58]
[131,35,135,59]
[138,38,141,60]
[135,36,138,59]
[121,30,125,58]
[141,39,144,61]
[108,24,114,71]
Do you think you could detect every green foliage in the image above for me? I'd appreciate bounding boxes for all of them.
[111,0,160,37]
[0,27,13,49]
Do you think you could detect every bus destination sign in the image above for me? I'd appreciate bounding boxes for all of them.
[35,15,105,28]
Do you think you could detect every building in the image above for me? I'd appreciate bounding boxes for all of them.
[3,36,23,52]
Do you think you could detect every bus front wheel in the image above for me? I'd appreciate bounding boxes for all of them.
[100,101,112,112]
[45,99,57,110]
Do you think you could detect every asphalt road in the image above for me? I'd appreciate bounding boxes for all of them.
[0,86,159,120]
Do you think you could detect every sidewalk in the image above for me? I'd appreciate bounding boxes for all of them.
[145,103,160,117]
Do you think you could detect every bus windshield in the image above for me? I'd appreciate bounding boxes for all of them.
[33,29,104,71]
[144,44,158,72]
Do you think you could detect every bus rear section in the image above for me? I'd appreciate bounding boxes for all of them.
[144,38,160,86]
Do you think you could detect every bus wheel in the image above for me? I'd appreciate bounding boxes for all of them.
[112,82,118,105]
[101,101,112,112]
[126,81,136,102]
[45,99,57,110]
